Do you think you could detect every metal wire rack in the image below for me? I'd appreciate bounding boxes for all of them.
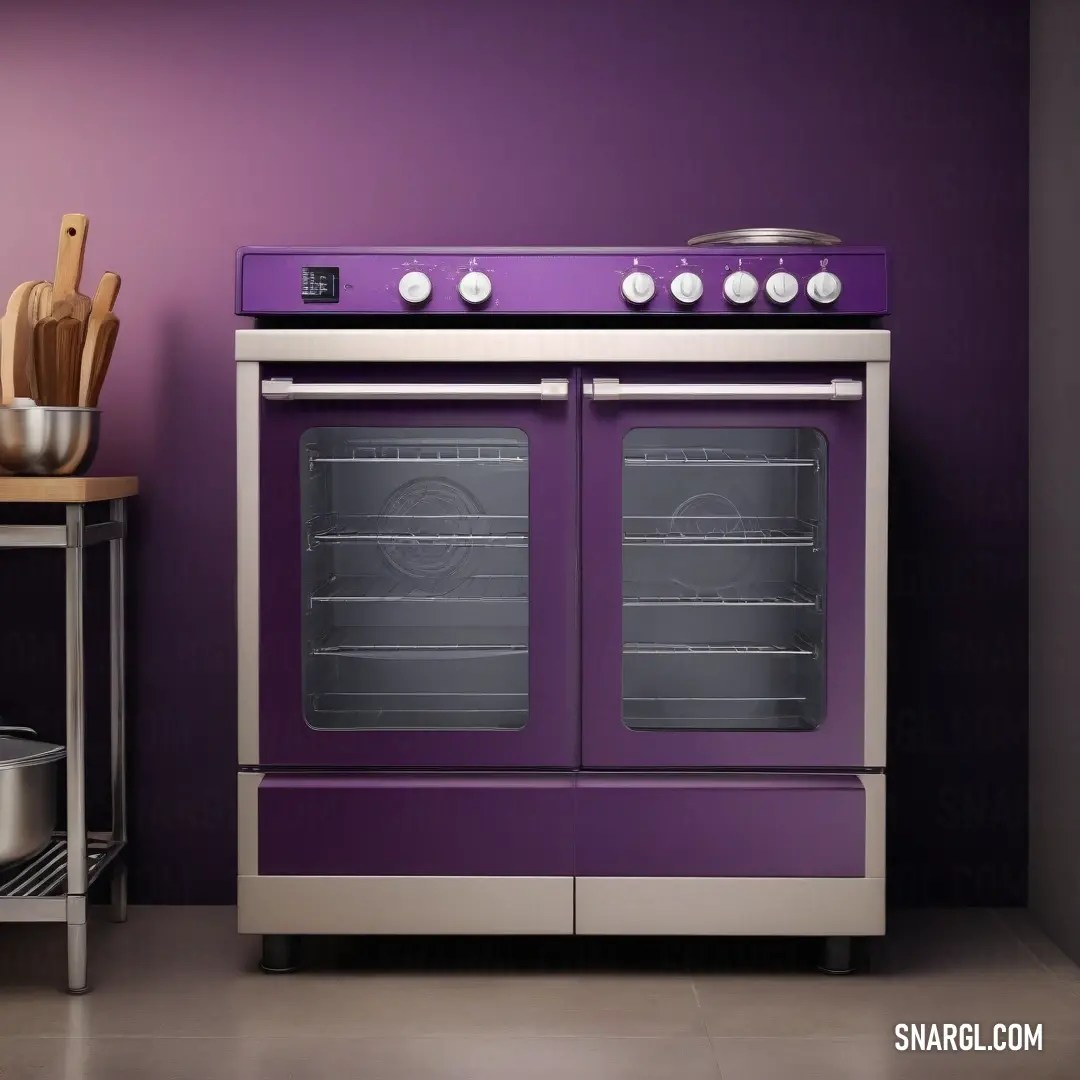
[623,696,813,729]
[624,581,819,606]
[0,839,121,901]
[311,574,529,602]
[624,633,816,656]
[624,447,817,467]
[313,444,529,465]
[310,692,530,715]
[311,628,527,660]
[312,515,529,546]
[623,516,816,547]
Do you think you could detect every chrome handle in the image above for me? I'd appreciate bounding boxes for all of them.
[262,378,569,402]
[583,378,863,402]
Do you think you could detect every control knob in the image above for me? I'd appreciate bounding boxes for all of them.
[398,271,432,305]
[459,271,492,305]
[621,271,655,305]
[807,270,842,305]
[671,272,704,305]
[765,271,799,305]
[723,270,758,305]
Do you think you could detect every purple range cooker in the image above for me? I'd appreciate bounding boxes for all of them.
[234,244,889,974]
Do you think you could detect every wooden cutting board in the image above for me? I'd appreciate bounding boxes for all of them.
[0,281,45,404]
[27,214,91,330]
[47,214,91,324]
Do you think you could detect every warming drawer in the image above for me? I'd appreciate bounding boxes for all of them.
[575,773,867,878]
[257,772,575,876]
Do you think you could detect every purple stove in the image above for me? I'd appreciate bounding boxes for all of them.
[234,246,889,973]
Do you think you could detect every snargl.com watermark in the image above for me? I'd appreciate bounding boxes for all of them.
[895,1023,1043,1052]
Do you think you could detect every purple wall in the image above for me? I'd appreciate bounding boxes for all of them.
[0,0,1027,904]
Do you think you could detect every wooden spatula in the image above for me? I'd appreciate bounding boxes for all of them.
[78,272,121,406]
[33,317,59,406]
[1,281,45,404]
[87,314,119,407]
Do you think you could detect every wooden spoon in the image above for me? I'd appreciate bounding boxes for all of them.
[0,281,45,404]
[78,272,120,406]
[87,314,119,407]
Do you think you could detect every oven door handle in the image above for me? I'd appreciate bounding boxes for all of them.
[261,378,569,401]
[583,378,863,402]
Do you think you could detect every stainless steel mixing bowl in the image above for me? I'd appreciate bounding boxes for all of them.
[0,403,100,476]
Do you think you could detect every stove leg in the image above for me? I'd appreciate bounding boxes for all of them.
[260,934,300,973]
[818,935,855,975]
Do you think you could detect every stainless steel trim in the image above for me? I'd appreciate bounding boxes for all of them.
[66,894,86,923]
[863,360,889,766]
[237,773,261,877]
[0,522,120,550]
[236,328,891,364]
[0,526,67,548]
[237,875,574,935]
[109,501,127,854]
[584,378,862,401]
[0,897,66,922]
[261,378,569,401]
[860,774,886,878]
[236,361,261,766]
[574,877,885,936]
[64,503,87,993]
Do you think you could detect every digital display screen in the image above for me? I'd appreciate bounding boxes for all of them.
[301,266,339,303]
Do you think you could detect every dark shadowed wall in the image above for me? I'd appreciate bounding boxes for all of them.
[0,0,1027,904]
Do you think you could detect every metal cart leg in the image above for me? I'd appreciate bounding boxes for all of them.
[108,499,128,924]
[65,504,89,994]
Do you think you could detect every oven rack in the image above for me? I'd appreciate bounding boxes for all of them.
[311,514,529,546]
[311,574,528,602]
[313,443,528,465]
[311,691,529,714]
[624,696,812,729]
[624,633,816,657]
[625,447,817,467]
[624,581,819,606]
[308,692,529,728]
[311,627,527,660]
[623,516,816,547]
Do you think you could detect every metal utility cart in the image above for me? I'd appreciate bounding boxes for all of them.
[0,476,137,993]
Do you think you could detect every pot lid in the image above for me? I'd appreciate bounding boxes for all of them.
[0,734,65,768]
[687,228,842,247]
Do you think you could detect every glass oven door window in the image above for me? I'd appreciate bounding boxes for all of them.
[622,428,826,732]
[301,427,529,731]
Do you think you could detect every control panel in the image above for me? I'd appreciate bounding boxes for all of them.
[238,248,888,316]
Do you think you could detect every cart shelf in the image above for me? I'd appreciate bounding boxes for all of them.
[0,839,124,918]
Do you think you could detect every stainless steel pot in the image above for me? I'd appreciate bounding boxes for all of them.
[0,727,65,867]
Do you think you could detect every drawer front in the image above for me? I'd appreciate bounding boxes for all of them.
[575,773,867,878]
[258,773,575,877]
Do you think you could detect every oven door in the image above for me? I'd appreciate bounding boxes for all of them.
[580,363,878,769]
[250,363,578,768]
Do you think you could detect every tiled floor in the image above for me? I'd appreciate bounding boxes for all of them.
[1,907,1079,1077]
